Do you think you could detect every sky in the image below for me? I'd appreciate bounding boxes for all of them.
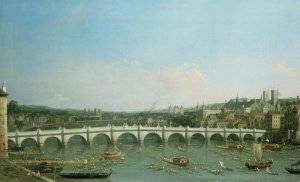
[0,0,300,111]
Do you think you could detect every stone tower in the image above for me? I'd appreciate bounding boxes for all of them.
[270,89,278,105]
[0,82,8,158]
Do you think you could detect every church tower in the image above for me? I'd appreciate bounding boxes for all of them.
[0,82,8,159]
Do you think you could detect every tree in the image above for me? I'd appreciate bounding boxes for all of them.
[15,120,24,131]
[171,114,196,127]
[8,100,20,114]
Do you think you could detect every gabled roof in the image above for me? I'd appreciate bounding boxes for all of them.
[223,99,258,110]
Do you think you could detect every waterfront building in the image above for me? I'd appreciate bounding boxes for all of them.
[264,111,284,142]
[0,82,8,158]
[271,112,283,129]
[290,104,300,143]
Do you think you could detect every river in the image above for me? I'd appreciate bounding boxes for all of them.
[12,136,300,182]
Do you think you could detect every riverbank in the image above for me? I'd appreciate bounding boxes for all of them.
[0,160,55,182]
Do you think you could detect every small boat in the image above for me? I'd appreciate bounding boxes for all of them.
[161,156,189,167]
[216,143,245,151]
[210,169,223,175]
[219,161,233,171]
[286,160,300,174]
[177,145,186,151]
[245,160,273,169]
[266,167,278,175]
[245,143,274,169]
[263,143,283,151]
[30,162,63,173]
[59,171,112,179]
[101,150,122,159]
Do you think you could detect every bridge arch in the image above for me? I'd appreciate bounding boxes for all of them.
[243,134,254,141]
[64,134,87,147]
[116,132,138,144]
[8,139,16,150]
[144,133,162,144]
[21,138,38,150]
[43,137,63,153]
[227,133,240,141]
[167,133,185,147]
[210,133,224,142]
[66,135,88,150]
[190,133,205,144]
[91,134,111,147]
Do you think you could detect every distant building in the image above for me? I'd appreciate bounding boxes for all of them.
[271,113,283,129]
[271,90,279,106]
[222,98,260,113]
[201,103,223,119]
[249,112,265,128]
[83,108,102,119]
[261,89,280,113]
[262,89,270,103]
[293,105,300,143]
[169,105,184,115]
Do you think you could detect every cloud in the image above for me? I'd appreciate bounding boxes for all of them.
[21,60,222,111]
[275,60,296,74]
[274,60,300,81]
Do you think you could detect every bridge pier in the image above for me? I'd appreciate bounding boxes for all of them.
[239,127,242,144]
[110,125,114,145]
[61,127,66,149]
[223,127,227,144]
[205,127,208,148]
[86,126,91,149]
[162,126,165,144]
[37,129,41,148]
[15,130,20,148]
[185,126,190,144]
[138,125,142,144]
[253,128,256,142]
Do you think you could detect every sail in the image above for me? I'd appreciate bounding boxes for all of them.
[253,143,262,161]
[219,161,225,168]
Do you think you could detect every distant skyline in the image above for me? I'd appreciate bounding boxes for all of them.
[1,1,300,111]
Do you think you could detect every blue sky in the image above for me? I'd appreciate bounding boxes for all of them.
[1,0,300,111]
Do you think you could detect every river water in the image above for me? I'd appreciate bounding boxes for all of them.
[13,137,300,182]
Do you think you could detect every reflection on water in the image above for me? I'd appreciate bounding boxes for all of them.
[12,138,300,182]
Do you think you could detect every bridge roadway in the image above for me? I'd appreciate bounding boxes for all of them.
[8,125,266,148]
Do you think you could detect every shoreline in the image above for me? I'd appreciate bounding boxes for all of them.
[0,159,55,182]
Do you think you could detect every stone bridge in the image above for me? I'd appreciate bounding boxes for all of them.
[8,125,266,148]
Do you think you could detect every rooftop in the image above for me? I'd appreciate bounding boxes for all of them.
[0,88,8,96]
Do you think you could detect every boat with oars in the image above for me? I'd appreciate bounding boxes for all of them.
[101,150,122,159]
[161,156,189,167]
[285,160,300,174]
[245,143,274,169]
[216,143,245,151]
[263,143,283,151]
